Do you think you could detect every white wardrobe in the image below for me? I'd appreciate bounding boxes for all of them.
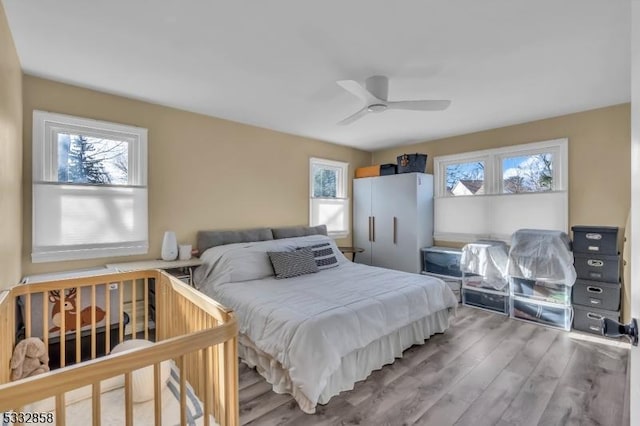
[353,173,434,273]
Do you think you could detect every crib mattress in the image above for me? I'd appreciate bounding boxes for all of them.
[3,364,216,426]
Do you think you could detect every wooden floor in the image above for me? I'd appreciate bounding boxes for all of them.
[238,306,630,426]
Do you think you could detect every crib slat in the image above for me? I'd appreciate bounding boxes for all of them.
[154,363,162,426]
[132,279,137,338]
[179,355,187,426]
[25,293,31,338]
[55,393,65,426]
[60,290,66,368]
[204,347,211,426]
[125,372,133,426]
[43,294,49,349]
[105,283,111,354]
[76,286,82,364]
[144,278,149,341]
[119,282,124,343]
[92,382,101,426]
[91,285,97,359]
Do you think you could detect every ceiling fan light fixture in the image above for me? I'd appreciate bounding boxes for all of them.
[367,103,387,113]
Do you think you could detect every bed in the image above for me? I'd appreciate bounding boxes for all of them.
[0,270,239,426]
[194,230,458,414]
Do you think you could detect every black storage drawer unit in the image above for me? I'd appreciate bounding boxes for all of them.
[573,253,620,283]
[571,226,619,255]
[512,298,572,331]
[573,304,620,335]
[572,279,621,311]
[462,288,508,315]
[397,153,427,173]
[422,247,463,278]
[511,277,571,305]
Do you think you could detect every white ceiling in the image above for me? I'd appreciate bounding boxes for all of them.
[3,0,630,151]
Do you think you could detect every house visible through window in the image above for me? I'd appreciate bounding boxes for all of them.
[309,158,349,238]
[446,160,485,196]
[32,111,148,262]
[433,139,568,242]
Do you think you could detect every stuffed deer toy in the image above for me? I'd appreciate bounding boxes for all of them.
[10,337,49,381]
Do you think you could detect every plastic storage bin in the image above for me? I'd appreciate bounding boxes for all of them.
[422,247,463,278]
[573,304,620,335]
[571,226,619,256]
[511,298,572,331]
[572,279,621,311]
[462,287,509,315]
[573,253,620,283]
[511,277,571,305]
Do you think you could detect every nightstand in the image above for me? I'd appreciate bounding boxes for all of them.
[106,258,204,286]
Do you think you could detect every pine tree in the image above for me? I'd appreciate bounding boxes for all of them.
[66,136,111,184]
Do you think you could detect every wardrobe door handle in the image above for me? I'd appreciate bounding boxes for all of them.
[372,216,376,242]
[393,217,397,244]
[368,216,372,242]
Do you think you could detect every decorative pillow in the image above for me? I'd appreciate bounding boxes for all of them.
[111,339,171,403]
[307,242,339,270]
[268,248,319,279]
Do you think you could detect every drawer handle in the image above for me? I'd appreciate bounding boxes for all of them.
[588,246,600,251]
[586,233,602,240]
[586,286,603,293]
[587,259,604,267]
[587,312,604,320]
[589,299,601,305]
[589,325,601,332]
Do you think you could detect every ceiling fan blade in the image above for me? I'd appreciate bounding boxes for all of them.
[387,100,451,111]
[337,107,369,125]
[337,80,381,104]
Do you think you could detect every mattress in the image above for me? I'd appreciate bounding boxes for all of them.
[195,235,458,413]
[3,363,215,426]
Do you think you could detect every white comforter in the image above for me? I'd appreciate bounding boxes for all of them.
[195,235,458,412]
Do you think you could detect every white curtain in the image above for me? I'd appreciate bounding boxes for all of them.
[310,198,349,236]
[434,191,567,242]
[32,183,148,262]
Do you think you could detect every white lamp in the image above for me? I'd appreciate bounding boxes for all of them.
[161,231,178,261]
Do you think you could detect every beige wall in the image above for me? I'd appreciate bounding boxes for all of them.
[0,4,23,289]
[22,76,371,276]
[373,104,631,246]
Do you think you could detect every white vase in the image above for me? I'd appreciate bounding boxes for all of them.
[161,231,178,261]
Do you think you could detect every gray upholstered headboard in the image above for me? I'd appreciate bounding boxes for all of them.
[196,225,328,253]
[197,227,274,253]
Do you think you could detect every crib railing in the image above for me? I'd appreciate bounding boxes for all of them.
[0,270,239,426]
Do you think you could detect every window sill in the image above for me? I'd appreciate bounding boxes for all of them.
[32,244,148,263]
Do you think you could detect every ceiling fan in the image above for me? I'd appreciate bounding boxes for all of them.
[336,75,451,125]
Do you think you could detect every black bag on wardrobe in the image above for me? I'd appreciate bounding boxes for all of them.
[379,164,397,175]
[396,153,427,173]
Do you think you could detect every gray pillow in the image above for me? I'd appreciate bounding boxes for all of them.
[307,242,339,270]
[272,225,328,239]
[268,247,319,279]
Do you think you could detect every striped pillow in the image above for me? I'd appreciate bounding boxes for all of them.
[268,247,319,279]
[308,242,339,270]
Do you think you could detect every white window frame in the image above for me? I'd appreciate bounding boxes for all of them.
[309,157,350,239]
[435,138,568,197]
[433,138,568,242]
[32,110,148,262]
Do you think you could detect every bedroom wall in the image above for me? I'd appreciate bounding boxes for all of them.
[21,76,371,276]
[372,104,631,246]
[0,3,23,289]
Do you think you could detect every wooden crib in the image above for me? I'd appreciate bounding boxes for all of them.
[0,270,239,426]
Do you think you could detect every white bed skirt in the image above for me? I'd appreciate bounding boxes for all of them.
[239,307,453,414]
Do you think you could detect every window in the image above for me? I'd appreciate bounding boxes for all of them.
[433,139,568,242]
[445,160,485,196]
[32,111,148,262]
[309,158,349,238]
